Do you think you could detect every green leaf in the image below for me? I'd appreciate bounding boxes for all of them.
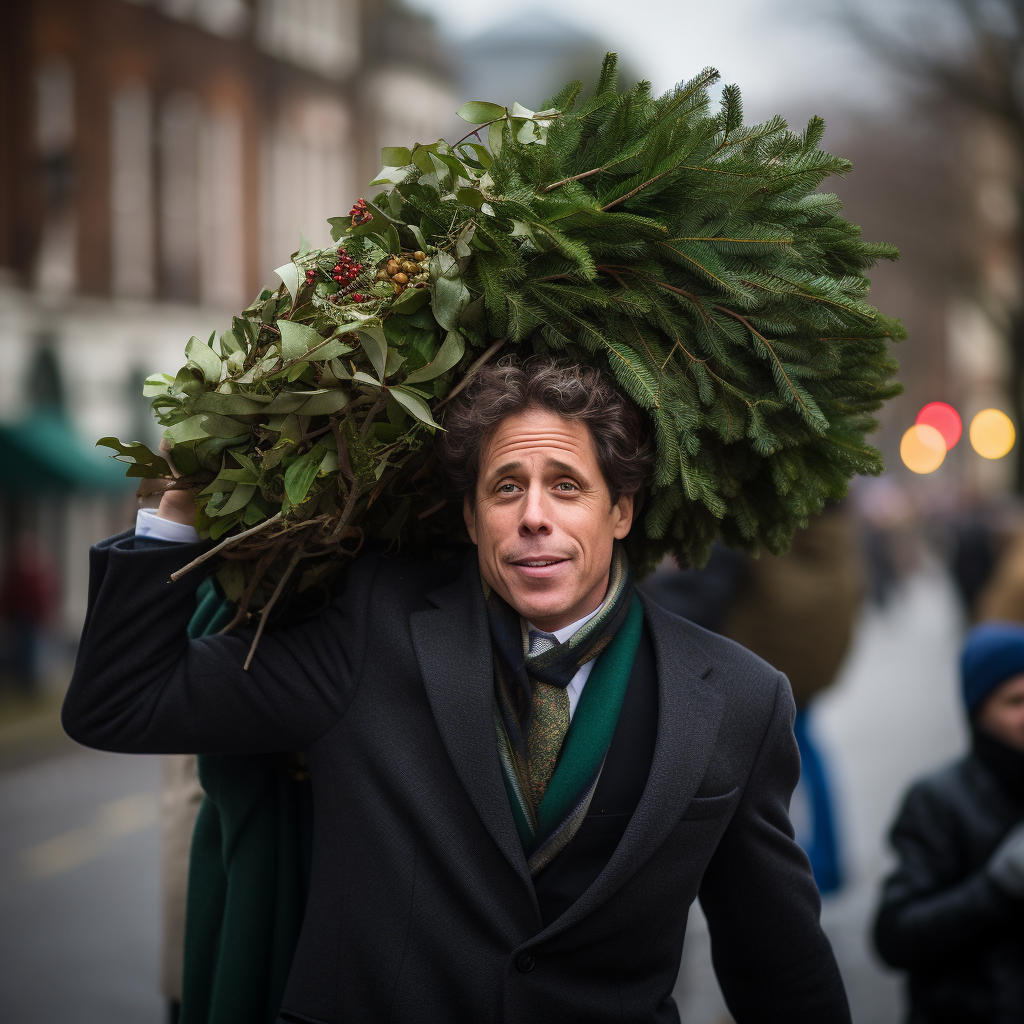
[385,347,405,376]
[457,101,506,124]
[96,438,167,478]
[298,232,312,257]
[275,261,300,299]
[209,511,243,541]
[358,327,388,381]
[404,330,465,383]
[296,390,350,416]
[185,335,223,383]
[390,285,430,314]
[143,374,174,398]
[456,187,484,210]
[456,143,492,169]
[313,339,354,361]
[327,216,349,242]
[284,443,326,504]
[218,483,256,517]
[369,165,412,187]
[431,275,470,331]
[390,386,440,428]
[279,320,323,362]
[194,392,269,417]
[381,146,411,166]
[385,224,401,255]
[164,416,210,444]
[352,371,383,388]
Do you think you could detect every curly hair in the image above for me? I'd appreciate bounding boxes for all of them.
[436,356,653,505]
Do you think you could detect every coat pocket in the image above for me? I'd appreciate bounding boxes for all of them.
[680,786,740,820]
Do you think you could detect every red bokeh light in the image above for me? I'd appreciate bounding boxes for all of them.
[916,402,962,450]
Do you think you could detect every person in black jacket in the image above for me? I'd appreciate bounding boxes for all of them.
[875,621,1024,1024]
[63,359,850,1024]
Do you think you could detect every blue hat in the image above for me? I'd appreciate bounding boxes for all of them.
[961,621,1024,714]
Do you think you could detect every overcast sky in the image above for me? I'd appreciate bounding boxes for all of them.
[405,0,915,129]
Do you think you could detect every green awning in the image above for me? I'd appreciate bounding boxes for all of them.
[0,413,133,493]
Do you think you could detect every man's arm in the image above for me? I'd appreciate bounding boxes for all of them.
[873,785,1018,970]
[62,530,378,755]
[698,672,850,1024]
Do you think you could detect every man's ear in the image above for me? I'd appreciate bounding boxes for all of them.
[463,493,478,544]
[612,492,634,540]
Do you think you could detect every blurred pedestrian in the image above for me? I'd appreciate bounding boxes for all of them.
[875,621,1024,1023]
[0,533,59,693]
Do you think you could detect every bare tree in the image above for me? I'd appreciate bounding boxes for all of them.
[843,0,1024,487]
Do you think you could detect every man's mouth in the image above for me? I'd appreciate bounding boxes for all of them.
[507,556,570,578]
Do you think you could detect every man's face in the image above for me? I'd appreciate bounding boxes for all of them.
[464,407,634,632]
[977,672,1024,751]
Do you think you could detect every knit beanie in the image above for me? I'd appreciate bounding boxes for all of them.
[961,621,1024,715]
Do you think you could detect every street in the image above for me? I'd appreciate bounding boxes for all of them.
[0,748,163,1024]
[0,563,968,1024]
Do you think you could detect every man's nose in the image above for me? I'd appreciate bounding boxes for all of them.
[519,484,551,534]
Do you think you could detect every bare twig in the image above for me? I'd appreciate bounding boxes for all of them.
[331,480,362,538]
[417,499,446,520]
[542,166,605,192]
[217,540,286,635]
[169,512,284,582]
[602,169,672,211]
[436,337,506,409]
[359,393,388,441]
[243,545,304,671]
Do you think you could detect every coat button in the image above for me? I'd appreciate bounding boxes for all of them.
[515,952,535,973]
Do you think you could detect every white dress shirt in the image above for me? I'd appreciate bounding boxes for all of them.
[138,509,604,721]
[136,508,201,544]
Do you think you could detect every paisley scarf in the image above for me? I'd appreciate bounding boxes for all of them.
[484,544,641,875]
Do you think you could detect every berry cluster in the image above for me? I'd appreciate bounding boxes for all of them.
[349,198,372,227]
[332,246,363,285]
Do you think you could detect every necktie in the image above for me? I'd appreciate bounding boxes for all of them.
[527,631,571,811]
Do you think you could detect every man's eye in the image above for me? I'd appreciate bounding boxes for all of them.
[555,482,577,491]
[498,483,518,493]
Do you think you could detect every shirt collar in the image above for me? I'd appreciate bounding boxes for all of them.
[527,606,601,645]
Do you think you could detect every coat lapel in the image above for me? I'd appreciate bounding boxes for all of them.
[536,593,726,942]
[409,553,535,894]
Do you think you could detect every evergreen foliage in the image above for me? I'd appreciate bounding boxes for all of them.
[100,54,903,643]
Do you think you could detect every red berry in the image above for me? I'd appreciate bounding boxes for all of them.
[351,293,363,302]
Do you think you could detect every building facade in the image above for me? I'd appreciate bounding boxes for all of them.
[0,0,455,637]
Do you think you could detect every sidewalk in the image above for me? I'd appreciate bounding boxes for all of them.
[0,665,77,769]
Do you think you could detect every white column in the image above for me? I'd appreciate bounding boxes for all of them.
[160,92,201,299]
[199,107,245,309]
[111,83,155,299]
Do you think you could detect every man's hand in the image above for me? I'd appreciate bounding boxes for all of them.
[987,821,1024,897]
[156,440,198,527]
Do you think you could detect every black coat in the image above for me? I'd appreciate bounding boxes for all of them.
[874,731,1024,1024]
[63,532,850,1024]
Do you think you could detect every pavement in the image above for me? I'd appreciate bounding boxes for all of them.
[0,563,969,1023]
[0,746,163,1024]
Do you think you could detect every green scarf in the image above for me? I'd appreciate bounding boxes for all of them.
[485,546,642,876]
[181,579,313,1024]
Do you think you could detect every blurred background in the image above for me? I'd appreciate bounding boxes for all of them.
[2,0,1023,1021]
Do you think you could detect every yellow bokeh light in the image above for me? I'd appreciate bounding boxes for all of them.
[901,423,946,474]
[970,409,1016,459]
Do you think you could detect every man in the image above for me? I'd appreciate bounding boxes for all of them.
[64,358,850,1023]
[875,621,1024,1023]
